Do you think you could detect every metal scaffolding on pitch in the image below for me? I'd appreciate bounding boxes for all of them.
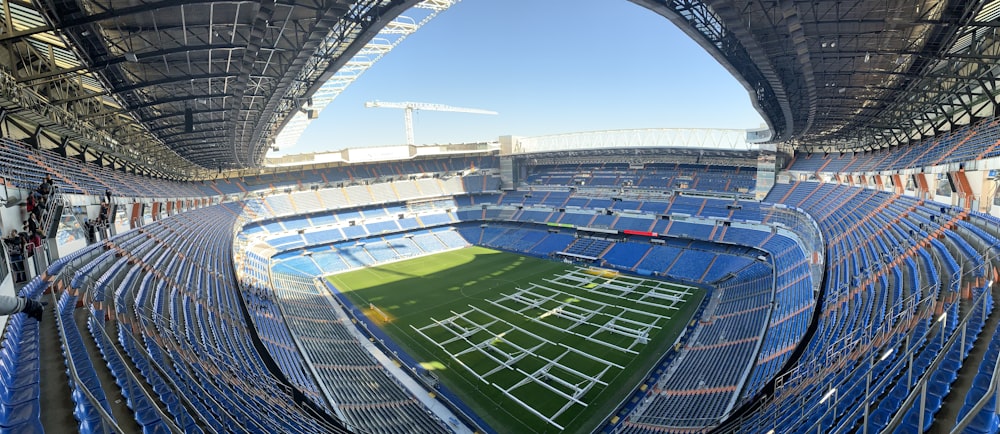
[469,306,621,430]
[429,309,498,347]
[453,332,540,380]
[492,283,663,353]
[494,351,614,431]
[517,281,672,326]
[410,301,623,430]
[545,267,694,311]
[407,267,699,429]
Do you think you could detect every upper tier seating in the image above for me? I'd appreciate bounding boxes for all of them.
[523,162,756,194]
[0,137,204,197]
[750,182,994,433]
[199,156,497,195]
[786,117,1000,173]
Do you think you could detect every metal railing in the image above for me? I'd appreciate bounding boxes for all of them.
[711,244,995,433]
[49,249,125,434]
[953,324,1000,432]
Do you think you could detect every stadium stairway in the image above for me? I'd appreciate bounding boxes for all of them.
[70,294,144,433]
[932,286,1000,431]
[38,297,78,433]
[14,276,144,433]
[35,281,145,433]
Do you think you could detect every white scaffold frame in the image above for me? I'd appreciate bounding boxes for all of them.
[490,284,667,354]
[407,266,697,430]
[410,304,621,430]
[546,267,694,311]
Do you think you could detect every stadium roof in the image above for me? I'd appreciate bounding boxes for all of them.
[1,0,998,177]
[0,0,434,178]
[641,0,1000,152]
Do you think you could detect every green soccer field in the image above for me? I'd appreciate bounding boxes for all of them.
[327,246,705,434]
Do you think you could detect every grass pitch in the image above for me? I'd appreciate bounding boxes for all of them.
[328,246,704,433]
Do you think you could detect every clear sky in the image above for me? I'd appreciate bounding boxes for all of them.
[270,0,765,156]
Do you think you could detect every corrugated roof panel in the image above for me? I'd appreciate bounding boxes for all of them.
[975,0,1000,21]
[26,38,79,69]
[8,2,47,28]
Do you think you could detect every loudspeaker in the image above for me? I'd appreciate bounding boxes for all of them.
[184,108,193,133]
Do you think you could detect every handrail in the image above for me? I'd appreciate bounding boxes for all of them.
[882,281,991,433]
[114,271,219,434]
[952,321,1000,433]
[49,283,124,434]
[49,224,212,434]
[708,212,995,433]
[84,283,182,433]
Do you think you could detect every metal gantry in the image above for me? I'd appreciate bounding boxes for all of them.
[0,0,429,177]
[0,0,998,174]
[273,0,462,153]
[637,0,1000,152]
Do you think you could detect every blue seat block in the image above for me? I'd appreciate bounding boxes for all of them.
[143,421,172,434]
[0,400,38,427]
[0,385,38,407]
[0,418,43,433]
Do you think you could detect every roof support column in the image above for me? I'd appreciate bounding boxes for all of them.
[891,174,905,195]
[950,168,983,211]
[913,173,932,201]
[56,137,70,158]
[29,125,42,149]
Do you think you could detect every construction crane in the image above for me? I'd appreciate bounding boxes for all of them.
[364,101,498,145]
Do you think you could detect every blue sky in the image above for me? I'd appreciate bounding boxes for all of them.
[273,0,765,156]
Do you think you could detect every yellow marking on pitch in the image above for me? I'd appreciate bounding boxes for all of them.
[365,304,397,324]
[584,267,619,278]
[419,361,448,371]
